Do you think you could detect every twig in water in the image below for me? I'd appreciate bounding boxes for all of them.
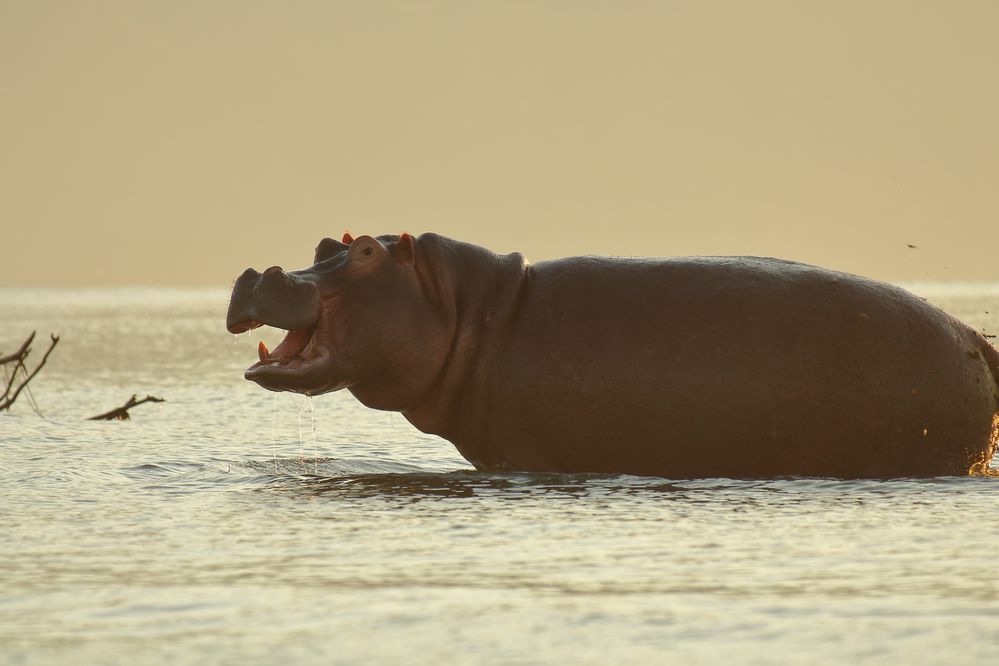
[89,394,165,421]
[1,332,60,412]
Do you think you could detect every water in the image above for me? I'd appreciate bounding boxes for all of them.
[1,286,998,665]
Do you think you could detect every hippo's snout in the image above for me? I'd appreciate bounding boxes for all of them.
[227,262,341,395]
[226,265,321,334]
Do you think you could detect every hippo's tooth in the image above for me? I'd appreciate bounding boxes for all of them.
[303,333,318,358]
[258,340,269,362]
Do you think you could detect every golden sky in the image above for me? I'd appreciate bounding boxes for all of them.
[2,1,997,286]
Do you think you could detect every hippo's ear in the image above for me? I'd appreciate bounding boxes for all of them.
[393,232,416,265]
[342,232,354,245]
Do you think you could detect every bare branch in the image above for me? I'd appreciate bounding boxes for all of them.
[88,394,165,421]
[1,332,37,402]
[0,334,60,411]
[0,331,35,365]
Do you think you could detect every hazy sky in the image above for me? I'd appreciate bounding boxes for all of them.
[2,1,997,286]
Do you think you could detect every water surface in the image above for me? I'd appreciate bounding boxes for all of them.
[2,286,998,664]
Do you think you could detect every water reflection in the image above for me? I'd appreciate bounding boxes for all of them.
[244,456,689,501]
[293,471,660,500]
[249,457,998,505]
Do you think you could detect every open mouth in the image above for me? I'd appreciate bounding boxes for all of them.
[232,320,333,393]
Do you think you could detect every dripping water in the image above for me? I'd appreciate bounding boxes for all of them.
[305,395,318,474]
[291,395,306,466]
[270,392,278,473]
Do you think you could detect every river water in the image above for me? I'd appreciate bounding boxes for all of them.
[1,286,998,665]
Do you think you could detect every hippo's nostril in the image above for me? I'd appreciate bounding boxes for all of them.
[263,266,284,277]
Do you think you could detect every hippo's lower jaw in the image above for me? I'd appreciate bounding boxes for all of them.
[238,323,344,396]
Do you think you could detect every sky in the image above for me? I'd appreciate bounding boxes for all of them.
[1,1,997,286]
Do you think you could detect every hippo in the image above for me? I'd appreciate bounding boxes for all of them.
[226,232,999,478]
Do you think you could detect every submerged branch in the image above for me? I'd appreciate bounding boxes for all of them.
[89,394,165,421]
[0,331,36,366]
[0,332,60,411]
[2,334,165,420]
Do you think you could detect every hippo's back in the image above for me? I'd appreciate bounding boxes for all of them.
[477,255,999,478]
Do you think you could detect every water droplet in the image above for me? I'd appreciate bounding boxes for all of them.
[271,392,279,472]
[305,395,318,474]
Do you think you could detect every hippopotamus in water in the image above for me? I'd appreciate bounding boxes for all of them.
[226,232,999,478]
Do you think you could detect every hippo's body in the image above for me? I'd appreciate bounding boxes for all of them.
[227,233,999,478]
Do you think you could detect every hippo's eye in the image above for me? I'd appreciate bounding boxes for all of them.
[364,247,374,257]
